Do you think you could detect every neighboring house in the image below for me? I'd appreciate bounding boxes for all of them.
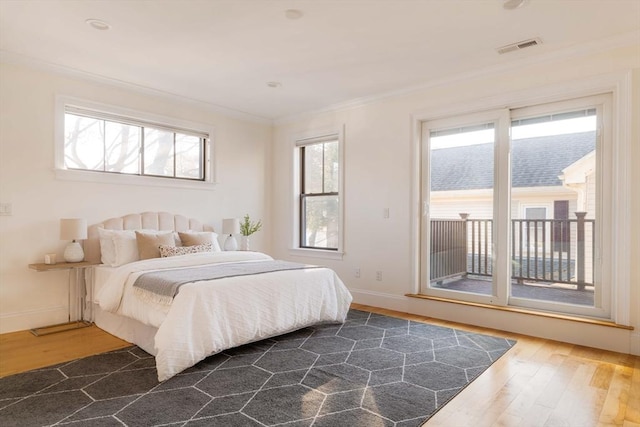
[429,130,596,220]
[429,131,596,283]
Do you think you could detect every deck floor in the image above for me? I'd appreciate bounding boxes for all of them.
[432,275,594,306]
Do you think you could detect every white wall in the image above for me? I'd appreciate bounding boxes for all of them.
[0,62,272,333]
[271,44,640,354]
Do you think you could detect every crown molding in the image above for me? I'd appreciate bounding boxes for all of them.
[0,50,272,125]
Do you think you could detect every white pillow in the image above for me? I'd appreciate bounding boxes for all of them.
[98,229,137,266]
[98,228,116,266]
[112,231,140,266]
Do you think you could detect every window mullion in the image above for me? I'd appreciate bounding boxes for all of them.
[140,127,145,176]
[300,147,306,248]
[493,108,511,306]
[321,142,326,194]
[172,132,177,178]
[102,120,107,172]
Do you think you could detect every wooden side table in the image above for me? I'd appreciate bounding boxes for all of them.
[28,261,98,336]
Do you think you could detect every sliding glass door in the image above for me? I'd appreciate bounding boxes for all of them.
[421,95,610,318]
[421,109,510,305]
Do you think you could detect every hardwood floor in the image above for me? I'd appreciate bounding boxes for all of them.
[0,324,130,378]
[353,304,640,427]
[1,304,638,427]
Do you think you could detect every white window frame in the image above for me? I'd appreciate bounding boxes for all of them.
[421,108,510,307]
[508,95,609,318]
[412,71,632,325]
[55,96,216,190]
[290,126,345,260]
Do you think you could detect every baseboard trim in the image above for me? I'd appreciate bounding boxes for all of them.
[630,332,640,356]
[0,306,67,334]
[348,288,409,313]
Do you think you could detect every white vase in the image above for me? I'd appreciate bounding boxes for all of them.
[240,236,250,251]
[223,235,238,251]
[63,241,85,262]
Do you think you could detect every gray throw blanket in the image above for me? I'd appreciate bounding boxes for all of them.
[133,260,319,305]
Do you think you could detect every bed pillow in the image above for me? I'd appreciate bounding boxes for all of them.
[97,228,118,266]
[136,231,176,260]
[98,229,140,266]
[159,243,213,258]
[112,230,140,266]
[178,231,222,252]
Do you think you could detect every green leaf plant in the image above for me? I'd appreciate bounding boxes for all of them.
[240,214,262,236]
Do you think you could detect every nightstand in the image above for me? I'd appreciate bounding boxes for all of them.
[28,261,98,336]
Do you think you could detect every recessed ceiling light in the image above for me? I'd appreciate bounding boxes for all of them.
[503,0,528,10]
[86,19,111,30]
[266,81,282,88]
[285,9,303,20]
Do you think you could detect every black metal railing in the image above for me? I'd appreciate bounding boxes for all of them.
[430,213,595,290]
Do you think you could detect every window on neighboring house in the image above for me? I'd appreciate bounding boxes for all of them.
[553,200,570,252]
[64,107,207,181]
[296,135,341,251]
[523,206,547,251]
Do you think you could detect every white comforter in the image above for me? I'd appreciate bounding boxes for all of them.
[97,251,353,381]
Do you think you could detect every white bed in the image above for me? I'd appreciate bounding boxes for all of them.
[85,212,352,381]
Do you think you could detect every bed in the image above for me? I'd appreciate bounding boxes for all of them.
[85,212,352,381]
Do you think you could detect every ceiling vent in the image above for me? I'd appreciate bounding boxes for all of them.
[496,37,542,54]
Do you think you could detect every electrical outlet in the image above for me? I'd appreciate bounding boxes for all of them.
[376,271,382,281]
[355,268,361,278]
[0,203,12,216]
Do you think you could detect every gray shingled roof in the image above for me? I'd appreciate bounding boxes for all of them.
[430,131,595,191]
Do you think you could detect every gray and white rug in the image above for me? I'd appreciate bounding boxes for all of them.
[0,310,515,426]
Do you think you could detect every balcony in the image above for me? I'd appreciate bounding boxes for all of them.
[429,213,595,306]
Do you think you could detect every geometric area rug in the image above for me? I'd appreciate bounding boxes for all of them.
[0,310,515,427]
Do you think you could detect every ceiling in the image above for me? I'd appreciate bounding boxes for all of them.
[1,0,639,121]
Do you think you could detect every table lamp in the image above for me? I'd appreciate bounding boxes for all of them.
[222,218,240,251]
[60,218,87,262]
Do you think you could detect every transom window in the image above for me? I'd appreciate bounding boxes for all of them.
[64,107,207,181]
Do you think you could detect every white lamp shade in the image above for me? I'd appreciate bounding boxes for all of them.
[60,218,87,241]
[222,218,240,235]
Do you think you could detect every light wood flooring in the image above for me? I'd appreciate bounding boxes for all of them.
[1,303,638,427]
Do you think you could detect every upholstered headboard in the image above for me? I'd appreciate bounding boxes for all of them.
[85,212,214,263]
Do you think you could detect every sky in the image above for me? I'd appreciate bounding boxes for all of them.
[431,116,597,150]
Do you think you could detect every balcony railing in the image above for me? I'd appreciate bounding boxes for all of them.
[430,213,595,291]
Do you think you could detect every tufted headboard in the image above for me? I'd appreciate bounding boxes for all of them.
[85,212,214,264]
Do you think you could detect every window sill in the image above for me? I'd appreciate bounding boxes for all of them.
[55,169,217,191]
[405,293,634,330]
[288,248,344,261]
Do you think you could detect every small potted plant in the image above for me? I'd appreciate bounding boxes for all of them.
[239,214,262,251]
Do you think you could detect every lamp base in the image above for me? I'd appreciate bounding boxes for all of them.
[224,235,238,251]
[64,241,85,262]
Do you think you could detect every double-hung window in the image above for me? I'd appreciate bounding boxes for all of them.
[56,97,213,187]
[294,131,343,255]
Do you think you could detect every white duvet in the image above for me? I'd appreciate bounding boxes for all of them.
[97,251,353,381]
